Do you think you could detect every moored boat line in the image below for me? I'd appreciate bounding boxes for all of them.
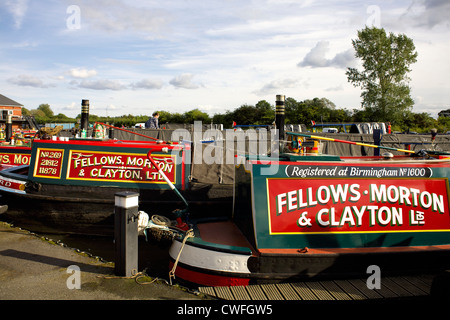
[142,95,450,287]
[1,96,450,290]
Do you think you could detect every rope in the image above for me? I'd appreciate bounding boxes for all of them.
[97,270,169,286]
[97,268,140,280]
[169,229,194,285]
[151,214,173,226]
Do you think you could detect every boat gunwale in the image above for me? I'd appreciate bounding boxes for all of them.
[173,235,253,256]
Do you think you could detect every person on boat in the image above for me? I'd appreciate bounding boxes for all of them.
[145,112,159,129]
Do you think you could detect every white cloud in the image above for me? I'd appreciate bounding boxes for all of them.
[169,74,200,89]
[330,49,357,68]
[400,0,450,29]
[76,79,126,91]
[12,41,38,48]
[298,41,330,68]
[254,78,301,96]
[71,0,172,38]
[131,78,164,90]
[325,84,344,92]
[3,0,28,29]
[68,68,97,79]
[8,74,54,88]
[1,0,450,119]
[63,102,78,111]
[298,41,357,69]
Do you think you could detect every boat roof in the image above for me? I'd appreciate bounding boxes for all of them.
[32,138,184,150]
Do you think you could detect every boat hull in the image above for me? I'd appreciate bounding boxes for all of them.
[0,138,233,235]
[168,221,450,287]
[0,180,232,236]
[164,155,450,287]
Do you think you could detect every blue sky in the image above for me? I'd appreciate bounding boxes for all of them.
[0,0,449,119]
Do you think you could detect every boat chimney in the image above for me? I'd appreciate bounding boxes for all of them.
[275,94,286,150]
[80,99,89,132]
[5,114,12,143]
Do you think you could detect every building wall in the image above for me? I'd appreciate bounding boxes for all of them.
[0,106,23,130]
[0,106,22,117]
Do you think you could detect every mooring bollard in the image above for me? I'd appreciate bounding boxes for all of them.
[114,191,139,277]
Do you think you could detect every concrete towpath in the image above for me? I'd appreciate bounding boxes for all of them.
[0,221,205,300]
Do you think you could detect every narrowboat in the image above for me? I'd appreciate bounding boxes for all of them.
[144,96,450,287]
[0,144,32,170]
[147,149,450,287]
[0,128,36,170]
[0,137,200,235]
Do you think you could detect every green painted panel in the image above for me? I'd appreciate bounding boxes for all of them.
[246,160,450,249]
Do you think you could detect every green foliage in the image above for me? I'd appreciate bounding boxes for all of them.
[400,112,437,133]
[346,26,418,125]
[30,109,46,122]
[182,108,211,123]
[22,107,31,116]
[436,116,450,133]
[38,104,54,118]
[23,97,445,133]
[212,100,274,128]
[285,97,352,125]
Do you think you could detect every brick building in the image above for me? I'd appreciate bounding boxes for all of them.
[0,94,37,130]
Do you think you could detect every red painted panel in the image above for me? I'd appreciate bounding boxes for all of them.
[267,178,450,234]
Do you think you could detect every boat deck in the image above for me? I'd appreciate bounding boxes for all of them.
[199,274,435,300]
[196,220,257,255]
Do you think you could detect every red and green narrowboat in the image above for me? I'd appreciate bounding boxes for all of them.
[152,145,450,287]
[0,137,201,235]
[0,145,32,170]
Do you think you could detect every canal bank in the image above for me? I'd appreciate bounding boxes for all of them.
[0,221,204,300]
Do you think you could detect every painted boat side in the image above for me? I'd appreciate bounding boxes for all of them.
[27,139,190,190]
[167,155,450,286]
[168,220,450,286]
[237,158,450,250]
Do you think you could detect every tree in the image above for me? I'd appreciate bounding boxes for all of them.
[346,26,418,124]
[401,112,436,133]
[30,109,46,123]
[438,109,450,118]
[182,108,211,123]
[37,103,54,118]
[22,107,31,116]
[255,100,274,124]
[438,116,450,133]
[229,104,258,125]
[212,110,234,128]
[285,97,350,125]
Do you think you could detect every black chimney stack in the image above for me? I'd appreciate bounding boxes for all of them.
[275,94,286,149]
[80,99,89,132]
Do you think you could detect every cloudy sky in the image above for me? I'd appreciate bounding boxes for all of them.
[0,0,449,118]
